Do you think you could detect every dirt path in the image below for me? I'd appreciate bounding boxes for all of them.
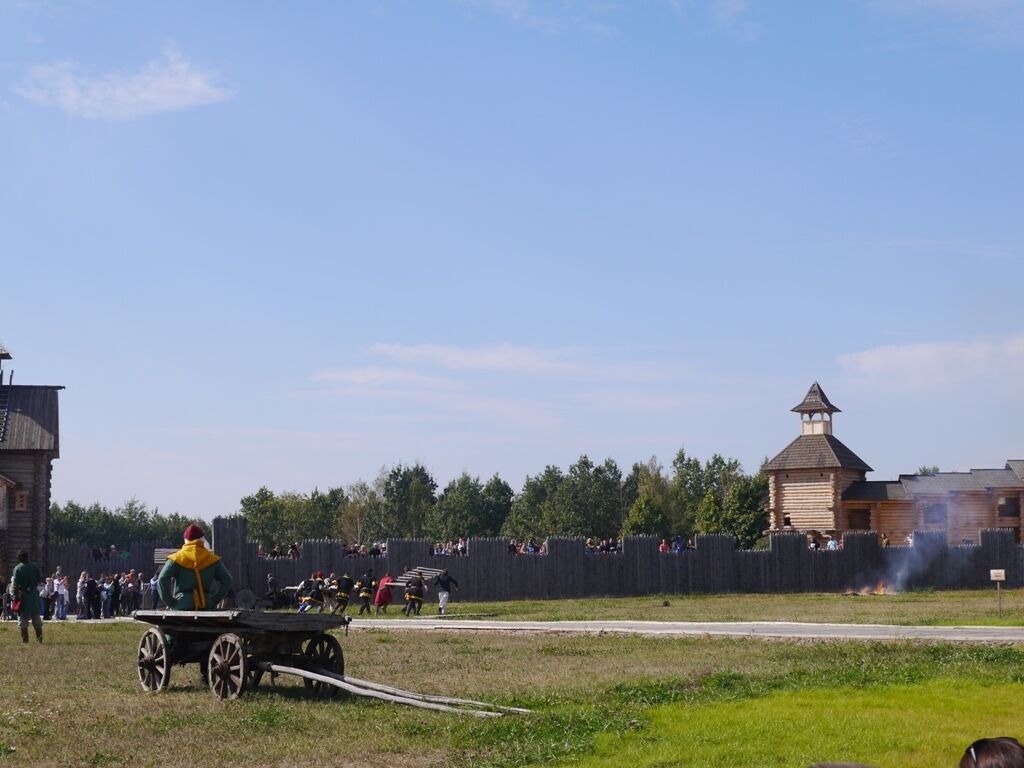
[353,618,1024,642]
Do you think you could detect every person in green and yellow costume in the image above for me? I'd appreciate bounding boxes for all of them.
[157,524,232,611]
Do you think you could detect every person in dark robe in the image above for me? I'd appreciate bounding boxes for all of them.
[11,550,43,643]
[355,570,375,615]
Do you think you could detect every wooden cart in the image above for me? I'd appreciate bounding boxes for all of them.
[133,609,528,717]
[134,609,349,700]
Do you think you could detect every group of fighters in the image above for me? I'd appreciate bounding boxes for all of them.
[292,568,458,616]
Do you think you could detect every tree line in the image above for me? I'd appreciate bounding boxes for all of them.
[49,498,195,549]
[238,449,769,549]
[49,449,770,550]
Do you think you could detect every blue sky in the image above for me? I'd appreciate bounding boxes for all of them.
[2,0,1024,520]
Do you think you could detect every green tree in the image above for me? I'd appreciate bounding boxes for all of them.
[620,492,668,538]
[381,463,438,538]
[502,465,563,541]
[480,474,513,536]
[669,448,706,537]
[543,456,624,537]
[722,473,770,547]
[917,465,940,476]
[695,488,726,535]
[239,486,284,546]
[427,473,484,541]
[337,480,382,544]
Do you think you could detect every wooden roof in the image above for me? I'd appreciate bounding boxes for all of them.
[0,385,62,454]
[764,434,872,472]
[842,481,910,502]
[843,465,1024,502]
[0,343,10,361]
[791,382,841,414]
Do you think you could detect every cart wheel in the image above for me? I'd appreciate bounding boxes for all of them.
[302,634,344,698]
[208,633,248,700]
[137,627,171,692]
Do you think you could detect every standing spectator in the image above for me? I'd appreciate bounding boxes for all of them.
[87,573,100,619]
[53,573,67,620]
[111,573,122,616]
[40,576,54,620]
[76,572,87,618]
[659,539,670,553]
[11,550,43,643]
[149,573,160,609]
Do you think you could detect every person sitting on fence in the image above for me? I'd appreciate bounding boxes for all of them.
[355,570,376,616]
[288,542,301,559]
[157,524,233,611]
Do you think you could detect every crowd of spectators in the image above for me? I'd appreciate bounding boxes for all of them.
[1,565,159,622]
[586,537,621,554]
[258,541,387,559]
[431,539,467,556]
[508,538,546,555]
[257,542,304,559]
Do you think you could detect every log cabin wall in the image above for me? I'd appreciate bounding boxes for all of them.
[948,492,994,545]
[776,470,836,530]
[869,501,918,544]
[0,451,56,572]
[832,469,867,529]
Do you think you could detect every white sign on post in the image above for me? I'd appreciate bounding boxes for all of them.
[991,569,1006,582]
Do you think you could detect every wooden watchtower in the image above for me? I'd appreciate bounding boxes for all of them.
[0,343,63,575]
[764,383,872,534]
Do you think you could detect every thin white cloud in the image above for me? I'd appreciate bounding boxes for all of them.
[16,44,230,120]
[711,0,760,39]
[871,0,1024,43]
[311,366,461,391]
[371,342,587,376]
[838,332,1024,394]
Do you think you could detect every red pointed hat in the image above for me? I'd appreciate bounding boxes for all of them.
[183,524,205,542]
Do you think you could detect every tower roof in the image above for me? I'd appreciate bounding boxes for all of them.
[791,382,840,414]
[0,342,10,361]
[764,433,871,473]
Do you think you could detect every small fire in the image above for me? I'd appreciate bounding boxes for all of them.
[842,582,889,596]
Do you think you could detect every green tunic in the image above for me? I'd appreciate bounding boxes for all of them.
[11,561,42,616]
[157,557,232,610]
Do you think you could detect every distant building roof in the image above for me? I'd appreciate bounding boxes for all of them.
[969,468,1024,490]
[1007,460,1024,480]
[842,465,1024,503]
[791,382,841,415]
[899,472,981,494]
[0,385,62,454]
[764,434,872,472]
[0,344,10,361]
[842,481,909,502]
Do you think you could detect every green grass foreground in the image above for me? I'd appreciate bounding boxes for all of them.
[392,586,1024,625]
[2,615,1024,767]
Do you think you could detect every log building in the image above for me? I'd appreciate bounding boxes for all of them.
[766,382,1024,545]
[0,344,62,575]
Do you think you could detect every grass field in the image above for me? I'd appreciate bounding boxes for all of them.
[367,586,1024,625]
[3,596,1024,768]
